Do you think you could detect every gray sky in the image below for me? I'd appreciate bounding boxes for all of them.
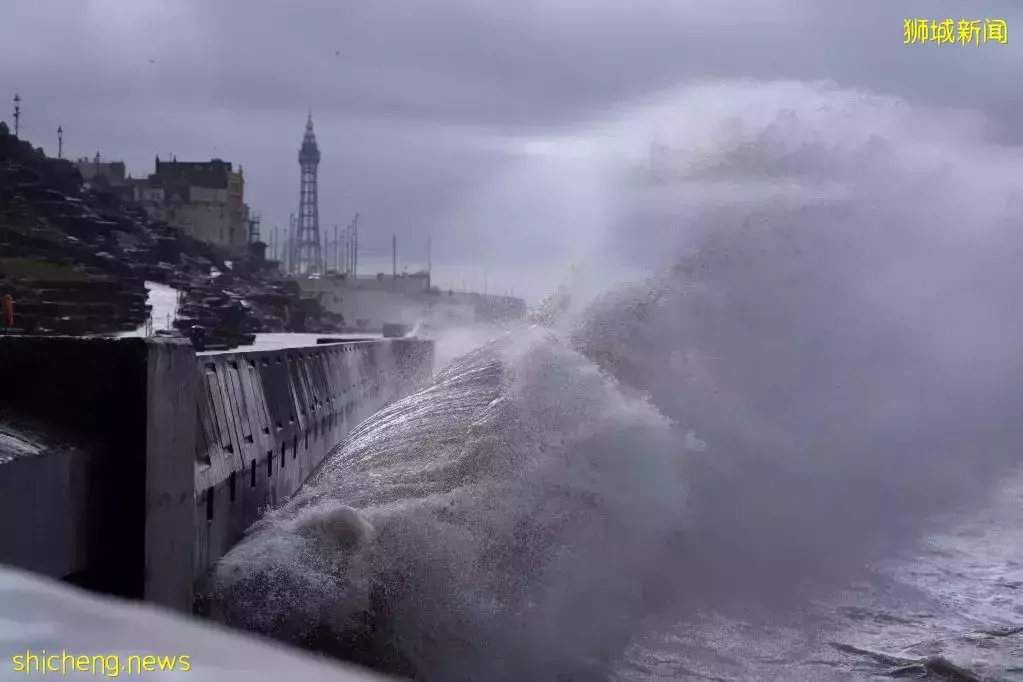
[3,0,1021,297]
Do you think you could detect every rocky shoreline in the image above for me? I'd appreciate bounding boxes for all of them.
[0,123,342,349]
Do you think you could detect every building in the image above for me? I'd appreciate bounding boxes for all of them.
[137,157,249,254]
[75,155,128,186]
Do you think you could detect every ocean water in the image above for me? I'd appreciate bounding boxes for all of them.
[207,80,1023,681]
[207,324,1023,681]
[617,479,1023,681]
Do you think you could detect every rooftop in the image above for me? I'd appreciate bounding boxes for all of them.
[153,158,234,189]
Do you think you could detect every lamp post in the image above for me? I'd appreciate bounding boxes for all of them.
[12,93,21,137]
[57,126,63,159]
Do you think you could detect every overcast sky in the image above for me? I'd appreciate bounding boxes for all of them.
[3,0,1021,297]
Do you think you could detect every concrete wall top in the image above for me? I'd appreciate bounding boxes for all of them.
[193,337,433,490]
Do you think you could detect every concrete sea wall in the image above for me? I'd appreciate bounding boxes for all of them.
[0,335,433,613]
[0,425,101,583]
[0,336,186,605]
[193,338,433,586]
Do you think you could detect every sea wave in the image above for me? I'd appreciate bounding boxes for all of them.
[207,78,1023,681]
[209,329,689,680]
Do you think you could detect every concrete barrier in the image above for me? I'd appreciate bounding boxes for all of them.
[192,338,433,588]
[0,336,195,609]
[0,423,97,581]
[0,335,433,614]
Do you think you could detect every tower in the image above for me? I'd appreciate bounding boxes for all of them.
[296,112,322,275]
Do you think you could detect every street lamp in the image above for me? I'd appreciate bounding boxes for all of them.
[57,126,63,159]
[12,93,21,137]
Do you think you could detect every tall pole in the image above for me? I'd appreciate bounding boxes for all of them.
[12,94,21,137]
[392,234,397,279]
[341,225,348,276]
[427,231,432,289]
[352,213,359,278]
[57,126,63,159]
[289,213,296,274]
[347,221,353,275]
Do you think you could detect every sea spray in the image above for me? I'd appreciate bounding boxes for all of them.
[208,78,1023,679]
[209,329,688,680]
[569,80,1023,616]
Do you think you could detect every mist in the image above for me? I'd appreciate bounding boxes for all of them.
[565,79,1023,613]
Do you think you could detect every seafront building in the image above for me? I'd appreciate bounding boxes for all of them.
[137,158,252,255]
[74,153,259,257]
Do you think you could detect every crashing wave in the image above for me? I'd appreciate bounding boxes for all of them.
[206,78,1023,680]
[207,330,686,680]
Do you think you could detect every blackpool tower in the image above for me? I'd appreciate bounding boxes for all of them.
[295,112,322,275]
